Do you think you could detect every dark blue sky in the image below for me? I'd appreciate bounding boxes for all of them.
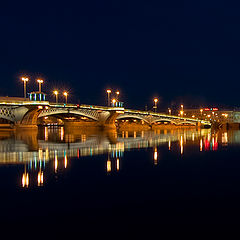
[0,0,240,110]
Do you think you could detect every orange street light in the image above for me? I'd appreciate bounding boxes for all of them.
[116,91,120,100]
[63,91,68,104]
[37,79,43,92]
[153,98,158,112]
[53,90,58,103]
[106,89,111,106]
[21,77,29,99]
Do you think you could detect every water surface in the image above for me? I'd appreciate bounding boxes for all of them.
[0,127,240,235]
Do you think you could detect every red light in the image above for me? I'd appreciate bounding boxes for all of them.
[204,108,210,111]
[212,108,218,111]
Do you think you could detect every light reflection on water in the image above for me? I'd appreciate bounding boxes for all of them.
[0,127,239,188]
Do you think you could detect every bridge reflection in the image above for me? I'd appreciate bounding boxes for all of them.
[0,127,239,188]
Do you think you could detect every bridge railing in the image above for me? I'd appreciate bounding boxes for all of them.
[124,109,211,124]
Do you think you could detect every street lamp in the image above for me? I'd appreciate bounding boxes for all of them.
[153,98,158,112]
[168,108,171,115]
[180,104,184,117]
[37,79,43,92]
[63,91,68,104]
[112,98,116,107]
[53,90,58,103]
[21,77,29,99]
[116,91,120,101]
[106,89,111,106]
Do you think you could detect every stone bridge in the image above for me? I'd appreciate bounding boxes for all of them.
[0,98,211,129]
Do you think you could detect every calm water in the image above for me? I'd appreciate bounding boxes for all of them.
[0,127,240,235]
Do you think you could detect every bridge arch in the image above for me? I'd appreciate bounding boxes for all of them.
[116,114,151,124]
[38,108,99,122]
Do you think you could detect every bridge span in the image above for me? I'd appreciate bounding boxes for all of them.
[0,97,211,129]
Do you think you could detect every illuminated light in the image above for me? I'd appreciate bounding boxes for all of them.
[107,159,111,173]
[192,115,195,118]
[112,98,116,104]
[134,131,136,138]
[154,98,158,103]
[64,155,68,168]
[116,158,120,171]
[180,110,184,116]
[125,131,128,138]
[45,148,49,160]
[204,108,210,111]
[37,171,44,186]
[63,91,68,104]
[45,106,49,109]
[222,132,228,145]
[154,147,158,165]
[168,139,171,150]
[44,127,48,141]
[22,173,29,188]
[213,108,218,111]
[54,155,58,172]
[38,106,43,109]
[37,79,44,92]
[180,135,183,155]
[21,77,29,82]
[37,79,43,84]
[200,139,203,152]
[60,127,64,141]
[81,134,86,142]
[207,115,211,118]
[106,89,111,94]
[38,149,43,160]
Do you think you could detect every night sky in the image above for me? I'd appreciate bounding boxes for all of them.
[1,1,240,110]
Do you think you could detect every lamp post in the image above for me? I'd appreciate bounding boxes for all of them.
[116,91,120,101]
[21,77,29,99]
[200,109,203,119]
[107,89,111,106]
[37,79,43,92]
[153,98,158,113]
[53,90,58,103]
[63,91,68,104]
[180,104,184,117]
[112,98,116,107]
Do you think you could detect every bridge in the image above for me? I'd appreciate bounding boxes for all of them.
[0,97,211,129]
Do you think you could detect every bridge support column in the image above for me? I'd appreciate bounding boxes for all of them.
[98,109,124,131]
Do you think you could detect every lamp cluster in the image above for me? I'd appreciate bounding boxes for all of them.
[53,90,68,104]
[21,76,69,103]
[21,77,44,98]
[106,89,120,107]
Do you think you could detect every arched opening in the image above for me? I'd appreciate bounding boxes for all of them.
[116,116,151,130]
[37,113,98,127]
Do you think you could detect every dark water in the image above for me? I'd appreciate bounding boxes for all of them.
[0,127,240,236]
